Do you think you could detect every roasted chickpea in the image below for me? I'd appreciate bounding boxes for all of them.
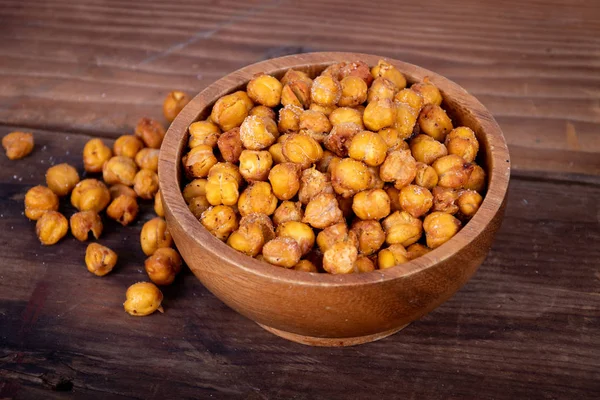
[394,88,424,114]
[135,118,165,149]
[210,91,253,131]
[323,242,358,274]
[107,194,139,226]
[282,133,323,168]
[364,166,384,191]
[183,179,207,203]
[134,148,159,172]
[399,184,433,218]
[123,282,163,316]
[45,163,80,197]
[303,193,344,229]
[238,150,273,182]
[352,189,391,220]
[371,60,406,90]
[338,76,368,107]
[268,142,287,164]
[458,190,483,218]
[378,128,408,153]
[83,138,112,173]
[85,243,118,276]
[363,99,396,131]
[268,163,301,200]
[71,179,111,212]
[182,145,217,178]
[347,130,387,167]
[354,256,376,273]
[216,127,242,163]
[444,127,479,163]
[188,195,211,219]
[367,77,396,103]
[324,122,361,157]
[205,164,241,207]
[278,105,303,133]
[331,158,371,197]
[423,212,461,249]
[379,149,417,189]
[432,186,459,214]
[386,186,402,212]
[394,103,418,139]
[249,105,276,121]
[406,243,431,260]
[377,244,409,270]
[298,168,334,204]
[281,80,311,109]
[227,223,265,257]
[188,120,221,148]
[262,237,302,268]
[239,115,279,150]
[145,247,182,286]
[329,107,363,129]
[239,212,275,242]
[35,211,68,245]
[350,220,386,255]
[154,190,164,217]
[294,259,318,273]
[140,217,173,255]
[103,156,138,186]
[339,61,374,85]
[299,110,332,142]
[133,169,159,199]
[2,131,34,160]
[247,73,283,107]
[113,135,143,159]
[309,103,337,116]
[432,154,473,189]
[281,69,313,86]
[70,211,103,241]
[316,222,357,253]
[418,104,453,142]
[311,75,341,106]
[411,79,442,106]
[382,210,423,247]
[163,90,190,122]
[409,134,448,165]
[276,221,315,255]
[414,162,439,189]
[208,161,243,185]
[238,182,278,217]
[273,201,303,226]
[465,164,486,193]
[321,62,346,80]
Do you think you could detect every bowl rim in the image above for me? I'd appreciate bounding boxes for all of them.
[159,52,510,288]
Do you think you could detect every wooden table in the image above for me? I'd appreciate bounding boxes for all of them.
[1,1,599,398]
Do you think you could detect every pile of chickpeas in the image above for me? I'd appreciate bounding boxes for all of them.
[180,60,485,274]
[3,91,191,316]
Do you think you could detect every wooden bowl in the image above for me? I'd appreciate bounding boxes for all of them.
[158,52,510,347]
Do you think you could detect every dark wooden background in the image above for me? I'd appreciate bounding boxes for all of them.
[1,0,599,399]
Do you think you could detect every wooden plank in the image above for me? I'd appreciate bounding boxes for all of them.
[0,127,598,399]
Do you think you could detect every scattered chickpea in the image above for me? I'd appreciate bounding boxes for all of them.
[268,162,301,201]
[350,220,386,256]
[134,148,160,172]
[182,179,207,204]
[410,134,448,165]
[154,190,165,217]
[367,77,396,103]
[163,90,190,122]
[423,212,461,249]
[83,138,112,173]
[35,211,68,245]
[418,104,453,142]
[276,221,315,255]
[399,184,433,218]
[354,256,376,273]
[363,99,396,131]
[394,88,424,115]
[182,145,217,179]
[432,186,460,214]
[262,237,302,268]
[311,75,341,106]
[247,73,283,107]
[70,211,103,241]
[133,169,159,199]
[414,162,439,190]
[316,222,357,253]
[71,179,111,212]
[347,130,388,166]
[2,131,34,160]
[188,195,211,219]
[43,163,80,198]
[249,105,277,121]
[239,150,273,181]
[282,133,323,169]
[272,201,303,226]
[411,79,442,106]
[227,222,265,257]
[303,193,344,229]
[239,115,279,150]
[278,105,303,133]
[352,188,391,220]
[294,259,318,273]
[406,243,431,260]
[458,190,483,218]
[338,76,368,107]
[445,126,479,163]
[210,91,253,131]
[323,242,358,274]
[299,110,333,142]
[107,194,139,226]
[188,120,221,148]
[145,248,182,286]
[123,282,164,316]
[382,211,423,247]
[379,149,417,189]
[140,217,173,255]
[103,156,139,186]
[371,60,406,90]
[324,122,361,157]
[331,158,371,198]
[85,243,118,276]
[238,182,278,217]
[377,244,409,270]
[114,135,144,159]
[135,118,166,149]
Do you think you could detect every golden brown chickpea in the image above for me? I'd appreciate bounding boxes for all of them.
[140,217,173,255]
[188,120,221,148]
[268,142,286,164]
[249,105,277,121]
[182,145,217,179]
[386,186,402,212]
[45,163,80,197]
[239,212,276,242]
[457,190,483,218]
[227,223,265,257]
[282,133,323,169]
[363,99,396,131]
[354,256,376,273]
[328,107,363,128]
[163,90,190,122]
[83,138,112,173]
[123,282,163,316]
[326,155,342,176]
[85,243,118,276]
[324,122,361,157]
[188,195,211,219]
[205,165,241,207]
[394,103,418,139]
[113,135,143,159]
[378,128,409,153]
[107,194,139,226]
[134,148,159,172]
[262,237,302,268]
[331,158,371,197]
[445,127,479,163]
[268,162,301,201]
[411,79,442,106]
[394,88,424,115]
[298,168,334,204]
[338,76,368,107]
[350,220,386,256]
[273,201,303,226]
[399,184,433,218]
[323,242,358,274]
[382,211,423,247]
[238,150,273,182]
[377,244,409,270]
[276,221,315,255]
[247,74,283,107]
[299,110,333,142]
[133,169,159,200]
[281,80,311,109]
[280,69,313,86]
[239,115,279,150]
[340,61,374,85]
[371,60,406,90]
[217,127,243,163]
[145,247,182,286]
[70,211,103,241]
[418,104,453,142]
[71,179,111,212]
[278,105,303,133]
[423,211,461,249]
[347,130,388,167]
[432,154,472,189]
[183,179,207,204]
[303,193,344,229]
[316,150,336,173]
[321,62,346,80]
[237,182,278,217]
[154,190,164,217]
[379,149,417,189]
[316,222,357,253]
[432,186,460,214]
[2,131,34,160]
[409,134,448,165]
[35,211,68,245]
[414,162,439,190]
[210,91,253,131]
[311,75,342,106]
[309,103,337,116]
[208,162,243,185]
[103,156,139,186]
[406,243,431,260]
[294,259,318,273]
[367,77,396,103]
[135,118,166,149]
[465,164,486,193]
[352,188,391,220]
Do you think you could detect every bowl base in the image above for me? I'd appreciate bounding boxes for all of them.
[257,323,409,347]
